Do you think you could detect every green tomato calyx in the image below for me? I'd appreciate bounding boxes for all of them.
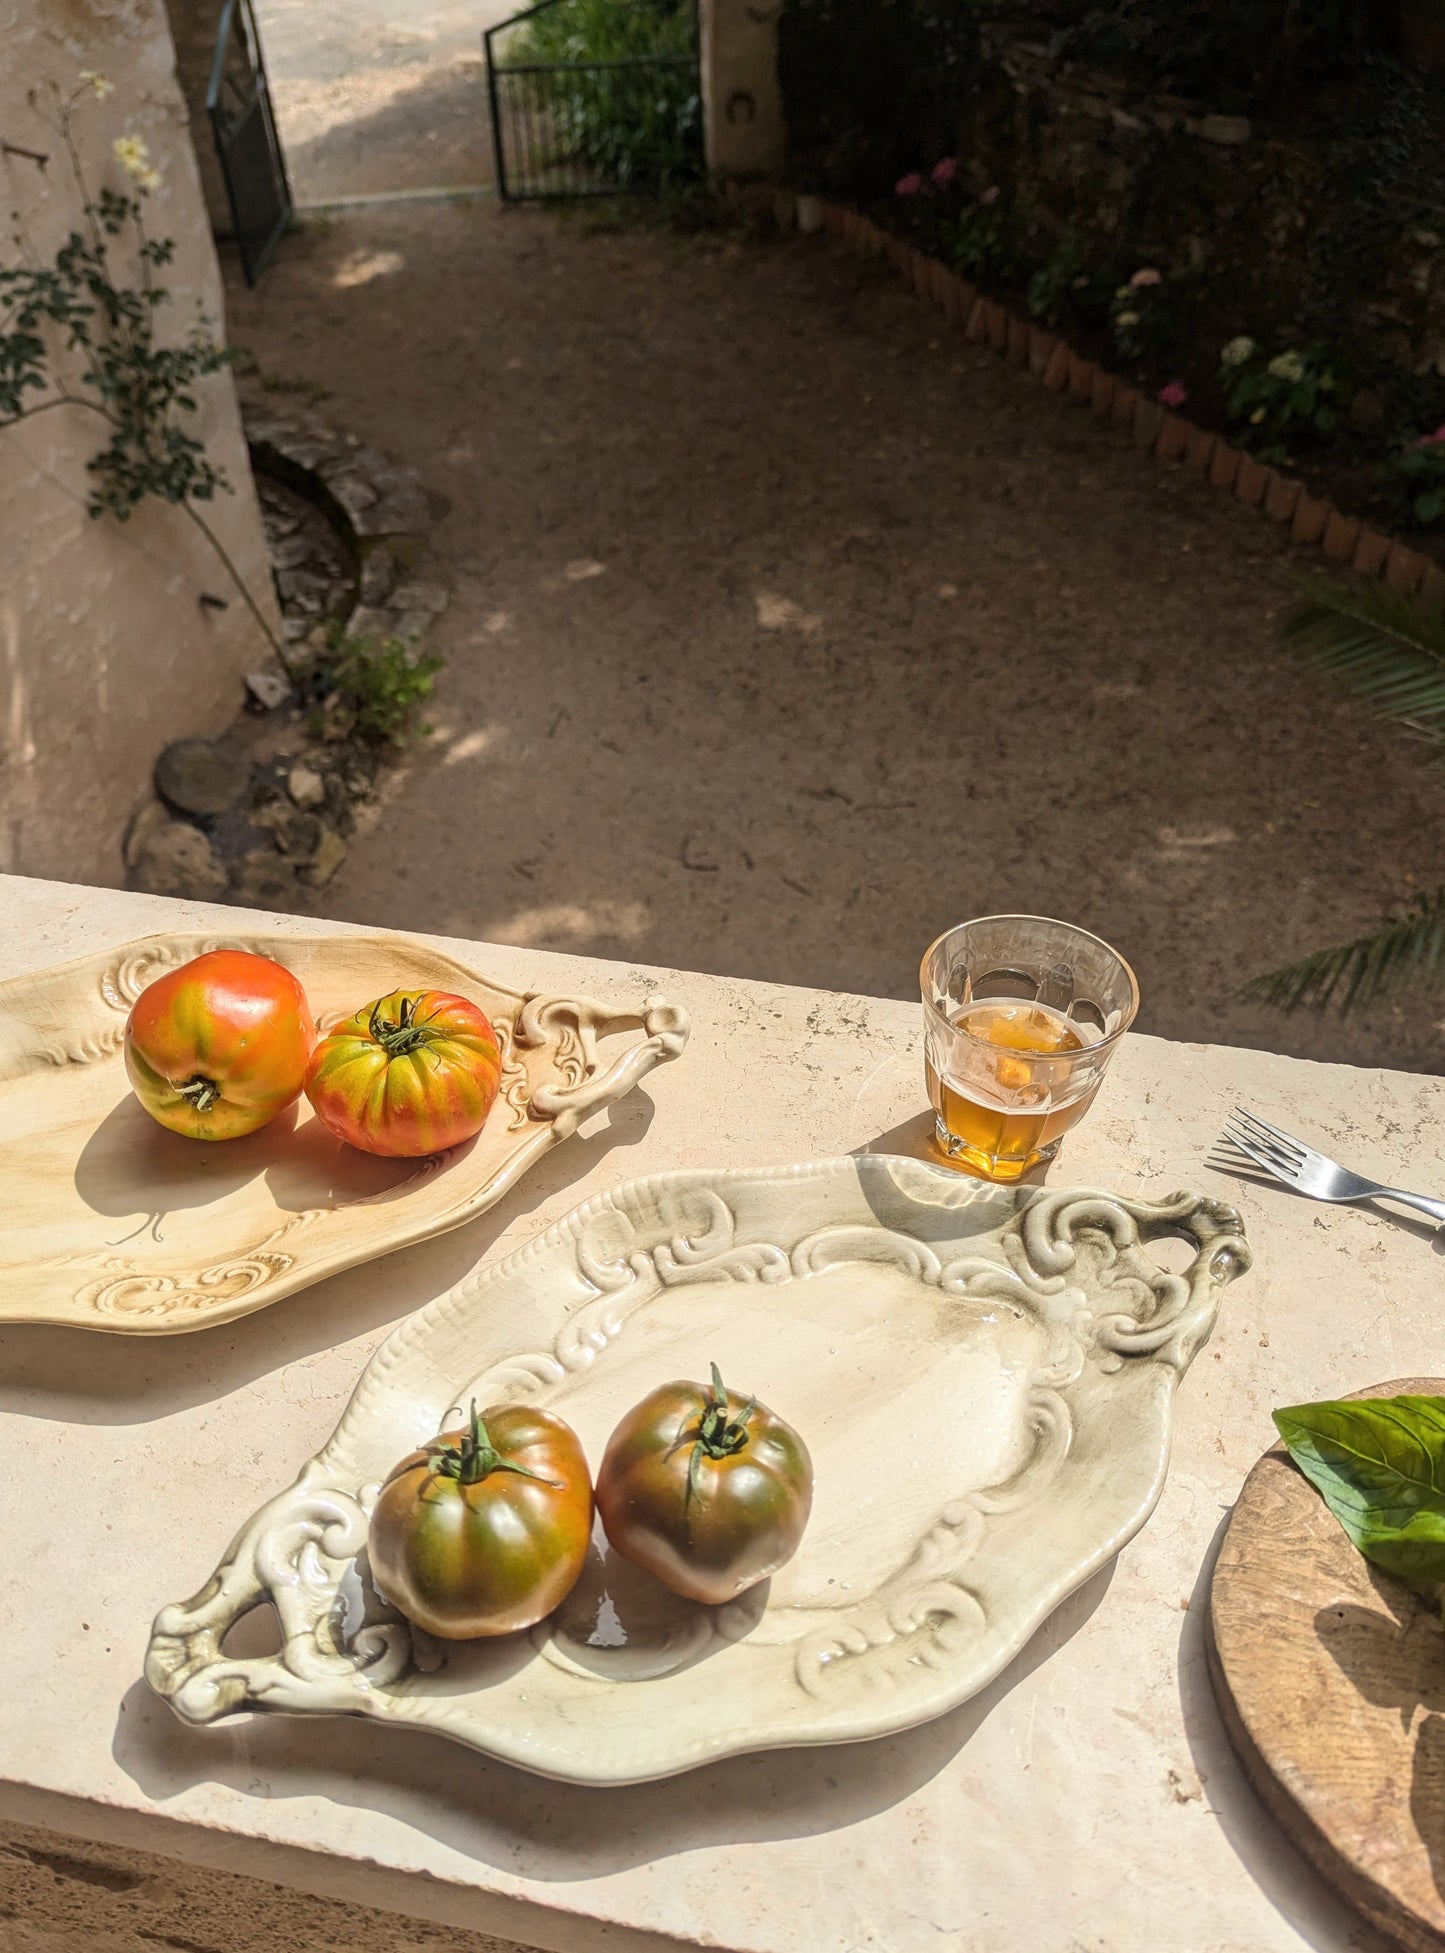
[685,1363,757,1507]
[424,1399,561,1489]
[369,995,435,1059]
[176,1074,221,1113]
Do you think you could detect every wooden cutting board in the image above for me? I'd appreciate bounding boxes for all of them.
[1207,1377,1445,1951]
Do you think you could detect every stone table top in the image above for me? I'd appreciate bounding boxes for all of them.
[0,873,1433,1953]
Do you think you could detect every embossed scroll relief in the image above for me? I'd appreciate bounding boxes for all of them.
[0,931,687,1332]
[147,1156,1249,1781]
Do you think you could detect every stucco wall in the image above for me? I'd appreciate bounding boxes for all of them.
[0,0,278,886]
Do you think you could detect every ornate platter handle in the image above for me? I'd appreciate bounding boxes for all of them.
[144,1464,408,1726]
[519,992,690,1137]
[1014,1188,1251,1372]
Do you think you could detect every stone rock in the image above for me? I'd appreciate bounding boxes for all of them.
[122,796,169,871]
[328,474,380,515]
[245,666,292,711]
[1198,113,1250,145]
[258,800,322,858]
[391,579,449,615]
[391,610,434,641]
[283,616,312,644]
[346,604,394,642]
[132,820,228,901]
[359,549,397,605]
[269,533,314,571]
[155,738,251,818]
[299,825,347,886]
[288,763,326,809]
[230,847,300,907]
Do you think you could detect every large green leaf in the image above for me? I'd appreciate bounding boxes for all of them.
[1273,1395,1445,1586]
[1278,575,1445,750]
[1244,888,1445,1012]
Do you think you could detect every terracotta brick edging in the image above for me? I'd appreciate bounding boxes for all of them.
[821,197,1434,599]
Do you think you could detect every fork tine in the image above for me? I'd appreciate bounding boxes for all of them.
[1219,1126,1295,1179]
[1223,1115,1296,1163]
[1232,1107,1308,1158]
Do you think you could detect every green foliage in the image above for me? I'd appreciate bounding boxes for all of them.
[1274,1396,1445,1595]
[778,0,980,200]
[0,160,229,522]
[1247,577,1445,1012]
[1026,227,1107,329]
[505,0,702,192]
[1058,0,1388,116]
[939,187,1024,288]
[322,632,442,747]
[1383,434,1445,530]
[1218,340,1339,465]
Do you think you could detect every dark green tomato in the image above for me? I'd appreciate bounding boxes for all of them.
[596,1364,812,1605]
[368,1403,593,1639]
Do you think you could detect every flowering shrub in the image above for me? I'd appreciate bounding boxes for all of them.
[1218,339,1339,464]
[1109,267,1177,363]
[938,181,1024,288]
[1383,426,1445,529]
[1026,226,1109,330]
[0,79,278,653]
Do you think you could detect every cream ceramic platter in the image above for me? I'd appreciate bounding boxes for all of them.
[146,1156,1250,1782]
[0,930,688,1334]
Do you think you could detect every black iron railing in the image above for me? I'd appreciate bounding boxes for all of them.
[208,0,292,284]
[485,0,702,202]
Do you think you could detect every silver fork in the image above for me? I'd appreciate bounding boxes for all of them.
[1218,1108,1445,1229]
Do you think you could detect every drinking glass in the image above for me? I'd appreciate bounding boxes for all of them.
[920,915,1139,1183]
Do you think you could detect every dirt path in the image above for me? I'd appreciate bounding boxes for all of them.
[223,201,1445,1074]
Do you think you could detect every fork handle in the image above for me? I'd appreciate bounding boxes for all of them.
[1377,1187,1445,1229]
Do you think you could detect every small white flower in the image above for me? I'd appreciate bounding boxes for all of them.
[1267,350,1306,383]
[1221,335,1256,368]
[136,167,162,193]
[80,70,114,99]
[1116,310,1141,328]
[112,133,150,178]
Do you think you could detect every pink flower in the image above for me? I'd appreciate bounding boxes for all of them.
[930,156,958,189]
[1130,267,1163,288]
[1157,380,1188,409]
[1415,423,1445,448]
[894,172,924,197]
[978,184,1000,206]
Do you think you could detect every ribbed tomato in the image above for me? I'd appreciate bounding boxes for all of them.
[368,1401,594,1638]
[596,1364,813,1605]
[124,949,315,1141]
[304,988,501,1157]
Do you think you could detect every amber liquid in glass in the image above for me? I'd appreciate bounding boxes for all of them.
[926,998,1099,1181]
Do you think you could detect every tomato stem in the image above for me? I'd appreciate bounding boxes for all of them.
[368,995,435,1059]
[176,1074,221,1113]
[425,1399,561,1489]
[685,1362,756,1508]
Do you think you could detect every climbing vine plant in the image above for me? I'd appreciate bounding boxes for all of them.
[0,77,279,653]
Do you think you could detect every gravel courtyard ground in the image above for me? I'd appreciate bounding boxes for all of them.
[223,198,1445,1074]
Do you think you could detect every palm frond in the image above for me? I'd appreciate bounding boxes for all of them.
[1279,574,1445,751]
[1244,889,1445,1012]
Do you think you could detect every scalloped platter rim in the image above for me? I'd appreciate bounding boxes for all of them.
[0,929,688,1334]
[144,1155,1250,1781]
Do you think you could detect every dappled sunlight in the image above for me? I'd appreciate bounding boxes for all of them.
[331,248,406,289]
[491,901,651,949]
[439,727,497,767]
[755,591,822,634]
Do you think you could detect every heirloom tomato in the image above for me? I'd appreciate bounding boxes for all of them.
[304,989,501,1157]
[124,948,315,1141]
[596,1364,813,1605]
[368,1401,593,1638]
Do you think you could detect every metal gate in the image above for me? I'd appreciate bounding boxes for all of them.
[208,0,292,285]
[484,0,702,202]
